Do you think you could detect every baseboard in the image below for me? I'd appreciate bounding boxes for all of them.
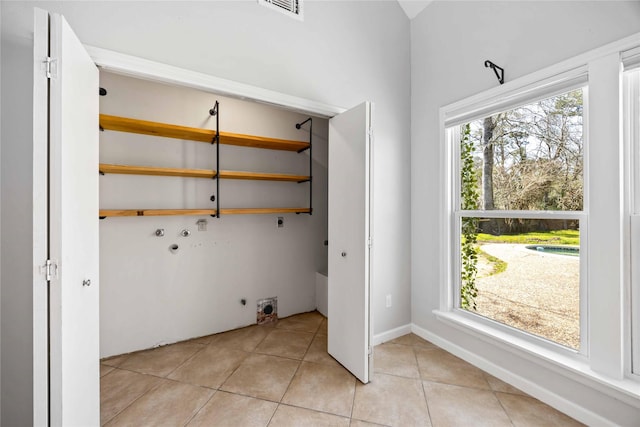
[373,323,412,346]
[410,323,617,426]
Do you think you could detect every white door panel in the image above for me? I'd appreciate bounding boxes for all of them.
[47,11,100,425]
[328,102,372,383]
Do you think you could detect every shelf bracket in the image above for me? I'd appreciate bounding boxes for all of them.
[484,60,505,85]
[295,117,313,215]
[209,101,220,218]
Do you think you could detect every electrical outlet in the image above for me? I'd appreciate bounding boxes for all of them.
[386,294,392,308]
[197,219,207,231]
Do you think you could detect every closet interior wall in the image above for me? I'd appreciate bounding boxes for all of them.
[99,72,328,358]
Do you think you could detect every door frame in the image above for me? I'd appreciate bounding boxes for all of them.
[85,45,344,119]
[35,42,374,420]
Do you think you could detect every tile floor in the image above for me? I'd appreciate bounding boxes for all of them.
[100,311,584,426]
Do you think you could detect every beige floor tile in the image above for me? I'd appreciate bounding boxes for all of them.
[255,329,314,360]
[101,353,131,368]
[118,341,204,377]
[105,379,213,426]
[415,347,491,390]
[209,324,272,352]
[318,318,328,335]
[282,361,356,417]
[276,311,324,333]
[100,364,115,377]
[423,381,512,427]
[484,373,527,396]
[304,334,340,367]
[189,334,217,345]
[168,345,249,388]
[221,353,300,402]
[373,343,419,378]
[100,369,161,425]
[349,420,389,427]
[352,373,431,426]
[496,392,585,426]
[268,404,350,427]
[389,333,436,349]
[187,391,277,427]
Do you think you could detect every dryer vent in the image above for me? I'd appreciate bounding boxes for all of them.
[257,297,278,325]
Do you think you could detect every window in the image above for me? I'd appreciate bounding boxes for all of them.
[449,88,587,351]
[624,65,640,375]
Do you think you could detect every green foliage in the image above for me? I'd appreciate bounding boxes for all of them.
[466,89,584,223]
[460,124,479,310]
[477,248,507,276]
[477,229,580,245]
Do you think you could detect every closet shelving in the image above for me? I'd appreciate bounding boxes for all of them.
[98,107,312,218]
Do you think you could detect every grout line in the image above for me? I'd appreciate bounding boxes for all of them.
[266,403,280,426]
[182,390,217,426]
[279,358,304,404]
[421,376,435,427]
[493,391,517,427]
[275,403,351,422]
[101,368,165,426]
[164,344,208,379]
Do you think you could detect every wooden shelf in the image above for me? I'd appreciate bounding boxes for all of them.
[99,164,310,182]
[99,208,312,218]
[99,164,215,179]
[99,209,216,217]
[219,170,310,183]
[221,208,312,215]
[100,114,310,152]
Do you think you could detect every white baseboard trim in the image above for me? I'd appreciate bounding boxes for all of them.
[373,324,412,346]
[410,323,617,427]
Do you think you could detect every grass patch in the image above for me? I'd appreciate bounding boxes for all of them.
[477,229,579,246]
[478,248,507,276]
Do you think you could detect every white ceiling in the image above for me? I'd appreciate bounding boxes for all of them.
[397,0,433,20]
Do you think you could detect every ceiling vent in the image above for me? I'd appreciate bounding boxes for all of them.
[258,0,303,21]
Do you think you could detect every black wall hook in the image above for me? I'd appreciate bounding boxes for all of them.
[484,60,505,85]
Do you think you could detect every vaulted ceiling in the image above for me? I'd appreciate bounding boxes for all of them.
[397,0,432,19]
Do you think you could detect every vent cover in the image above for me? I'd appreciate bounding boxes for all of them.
[258,0,303,21]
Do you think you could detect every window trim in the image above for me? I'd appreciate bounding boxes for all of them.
[446,87,589,354]
[439,31,640,391]
[624,68,640,377]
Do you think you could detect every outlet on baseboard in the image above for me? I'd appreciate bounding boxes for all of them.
[385,294,392,308]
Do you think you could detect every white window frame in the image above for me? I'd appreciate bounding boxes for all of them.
[446,82,589,357]
[623,64,640,378]
[437,33,640,390]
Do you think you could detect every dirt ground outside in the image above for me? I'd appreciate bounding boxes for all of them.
[471,243,580,350]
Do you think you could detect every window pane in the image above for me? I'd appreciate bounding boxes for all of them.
[459,217,580,350]
[459,89,584,212]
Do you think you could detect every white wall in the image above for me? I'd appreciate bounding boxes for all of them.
[1,1,411,423]
[99,72,328,357]
[411,1,640,424]
[0,5,36,424]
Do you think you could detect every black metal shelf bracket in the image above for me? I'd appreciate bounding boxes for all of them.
[295,118,313,215]
[484,60,505,85]
[209,101,220,218]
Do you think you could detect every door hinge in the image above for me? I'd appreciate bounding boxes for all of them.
[367,237,373,248]
[41,259,58,281]
[44,57,57,79]
[368,346,373,356]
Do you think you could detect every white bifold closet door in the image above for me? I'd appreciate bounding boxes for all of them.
[34,8,100,425]
[328,102,373,384]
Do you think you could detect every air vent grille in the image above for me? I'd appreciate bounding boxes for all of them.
[258,0,303,21]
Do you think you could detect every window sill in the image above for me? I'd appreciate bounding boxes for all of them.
[433,309,640,408]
